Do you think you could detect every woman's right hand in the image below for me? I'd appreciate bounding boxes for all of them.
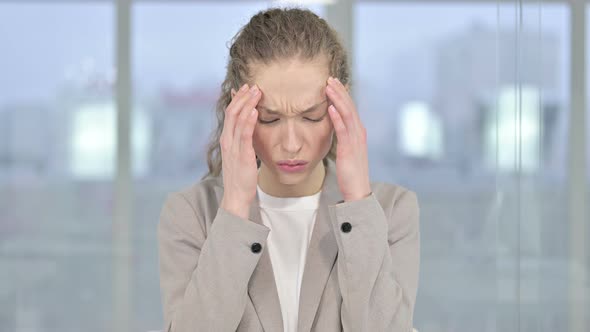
[219,83,262,220]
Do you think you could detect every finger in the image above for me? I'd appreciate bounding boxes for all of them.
[327,104,349,143]
[325,84,357,135]
[328,77,356,116]
[233,86,261,150]
[330,78,368,144]
[223,83,249,141]
[222,83,250,143]
[239,107,259,154]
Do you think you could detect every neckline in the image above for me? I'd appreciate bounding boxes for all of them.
[256,184,322,211]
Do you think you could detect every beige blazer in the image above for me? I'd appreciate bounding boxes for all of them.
[158,158,420,332]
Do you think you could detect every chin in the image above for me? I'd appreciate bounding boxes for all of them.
[275,167,308,183]
[275,166,309,181]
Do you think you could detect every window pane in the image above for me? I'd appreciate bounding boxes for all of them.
[355,3,570,331]
[0,3,115,331]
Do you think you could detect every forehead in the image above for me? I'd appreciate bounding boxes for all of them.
[250,57,329,112]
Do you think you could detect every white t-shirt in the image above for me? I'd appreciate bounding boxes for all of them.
[256,182,321,332]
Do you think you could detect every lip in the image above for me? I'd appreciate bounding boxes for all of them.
[276,160,308,173]
[277,160,308,166]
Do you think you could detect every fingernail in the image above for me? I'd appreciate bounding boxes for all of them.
[328,76,333,82]
[240,84,248,91]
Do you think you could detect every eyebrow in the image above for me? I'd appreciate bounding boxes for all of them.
[258,99,328,115]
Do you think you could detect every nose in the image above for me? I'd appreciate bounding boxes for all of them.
[280,119,303,155]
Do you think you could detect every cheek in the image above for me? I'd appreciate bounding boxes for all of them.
[252,127,268,157]
[308,121,334,151]
[318,120,334,140]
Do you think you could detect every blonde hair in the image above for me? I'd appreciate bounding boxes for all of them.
[201,7,351,180]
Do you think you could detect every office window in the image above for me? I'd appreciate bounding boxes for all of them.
[354,3,569,331]
[2,1,584,331]
[0,3,115,331]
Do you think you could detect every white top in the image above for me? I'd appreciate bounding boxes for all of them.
[256,182,322,332]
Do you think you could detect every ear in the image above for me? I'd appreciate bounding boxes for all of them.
[231,88,237,99]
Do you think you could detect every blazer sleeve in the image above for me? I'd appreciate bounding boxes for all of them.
[327,189,420,332]
[158,191,271,332]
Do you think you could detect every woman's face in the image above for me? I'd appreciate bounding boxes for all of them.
[248,56,335,185]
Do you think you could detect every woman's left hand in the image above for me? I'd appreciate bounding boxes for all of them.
[325,76,372,202]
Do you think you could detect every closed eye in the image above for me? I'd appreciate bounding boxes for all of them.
[258,114,326,124]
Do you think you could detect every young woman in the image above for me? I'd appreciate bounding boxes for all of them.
[158,7,420,332]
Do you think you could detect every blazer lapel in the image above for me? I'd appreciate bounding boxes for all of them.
[247,194,285,332]
[296,159,341,332]
[212,159,342,332]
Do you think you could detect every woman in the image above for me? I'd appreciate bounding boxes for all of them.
[158,7,420,332]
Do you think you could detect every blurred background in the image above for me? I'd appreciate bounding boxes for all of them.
[0,0,588,331]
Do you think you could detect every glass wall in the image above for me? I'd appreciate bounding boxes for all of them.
[354,3,573,331]
[0,3,116,331]
[0,1,587,332]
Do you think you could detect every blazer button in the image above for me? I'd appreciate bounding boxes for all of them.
[251,242,262,253]
[340,222,352,233]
